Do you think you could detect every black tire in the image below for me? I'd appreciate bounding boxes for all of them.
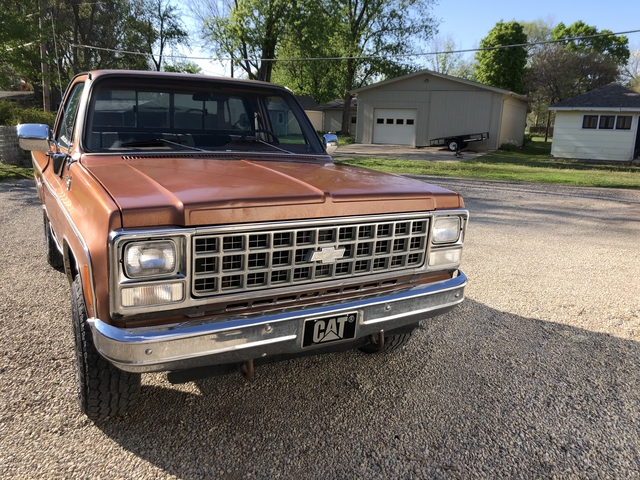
[359,328,416,354]
[44,214,64,269]
[71,275,140,420]
[447,138,461,152]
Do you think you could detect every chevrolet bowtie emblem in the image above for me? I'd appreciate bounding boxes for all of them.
[305,246,346,264]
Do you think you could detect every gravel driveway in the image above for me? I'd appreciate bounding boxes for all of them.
[1,177,639,479]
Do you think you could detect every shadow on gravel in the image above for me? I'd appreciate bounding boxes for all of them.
[95,299,640,478]
[0,178,40,208]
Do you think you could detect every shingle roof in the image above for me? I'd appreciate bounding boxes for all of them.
[319,98,358,110]
[550,84,640,110]
[294,95,321,111]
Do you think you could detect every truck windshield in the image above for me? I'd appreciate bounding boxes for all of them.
[85,80,323,155]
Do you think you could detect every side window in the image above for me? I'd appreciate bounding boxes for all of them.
[57,83,85,150]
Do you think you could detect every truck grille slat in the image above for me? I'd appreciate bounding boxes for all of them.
[192,217,430,297]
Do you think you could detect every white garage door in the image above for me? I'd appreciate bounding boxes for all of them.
[373,108,417,145]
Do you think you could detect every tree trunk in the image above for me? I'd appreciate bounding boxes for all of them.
[544,113,551,142]
[340,58,356,136]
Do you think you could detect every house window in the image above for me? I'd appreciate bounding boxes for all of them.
[616,116,632,130]
[351,116,357,124]
[406,119,414,125]
[386,118,393,124]
[396,119,404,125]
[599,116,615,129]
[376,118,384,124]
[582,115,598,129]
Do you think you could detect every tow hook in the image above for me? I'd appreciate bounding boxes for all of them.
[368,331,385,351]
[239,359,255,381]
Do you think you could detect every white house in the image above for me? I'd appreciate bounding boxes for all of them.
[549,84,640,162]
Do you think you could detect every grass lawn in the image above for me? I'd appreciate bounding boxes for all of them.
[0,163,32,181]
[338,138,640,189]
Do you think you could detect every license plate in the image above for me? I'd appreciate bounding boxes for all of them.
[302,312,358,347]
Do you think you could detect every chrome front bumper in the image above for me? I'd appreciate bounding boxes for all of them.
[89,272,466,373]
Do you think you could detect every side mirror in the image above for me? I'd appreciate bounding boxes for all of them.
[16,124,52,152]
[323,133,339,155]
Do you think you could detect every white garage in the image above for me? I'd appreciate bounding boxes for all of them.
[372,108,417,145]
[353,69,529,149]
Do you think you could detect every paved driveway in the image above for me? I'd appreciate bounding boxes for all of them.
[333,143,488,161]
[1,177,639,478]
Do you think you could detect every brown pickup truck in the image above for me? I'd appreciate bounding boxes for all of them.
[17,70,468,420]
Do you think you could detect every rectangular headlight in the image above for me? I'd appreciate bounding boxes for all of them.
[124,240,177,278]
[432,217,461,244]
[121,282,184,307]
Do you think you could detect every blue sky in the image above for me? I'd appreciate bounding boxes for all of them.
[180,0,640,75]
[432,0,640,51]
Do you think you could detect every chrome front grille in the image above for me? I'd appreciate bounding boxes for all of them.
[191,217,430,297]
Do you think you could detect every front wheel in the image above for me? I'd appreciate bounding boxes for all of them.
[71,275,140,420]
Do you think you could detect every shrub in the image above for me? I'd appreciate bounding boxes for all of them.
[338,135,355,146]
[523,132,533,146]
[499,140,519,151]
[0,100,56,127]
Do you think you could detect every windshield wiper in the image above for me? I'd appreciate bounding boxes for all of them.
[229,131,295,155]
[119,138,210,152]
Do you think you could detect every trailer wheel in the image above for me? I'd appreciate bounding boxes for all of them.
[447,138,462,151]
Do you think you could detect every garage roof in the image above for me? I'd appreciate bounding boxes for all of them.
[351,68,528,102]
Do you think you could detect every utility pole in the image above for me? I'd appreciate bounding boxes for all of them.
[39,1,50,111]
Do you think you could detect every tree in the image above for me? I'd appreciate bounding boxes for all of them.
[130,0,189,71]
[270,1,345,104]
[426,34,475,80]
[164,61,204,74]
[0,1,40,90]
[209,0,437,134]
[524,21,630,135]
[195,0,294,82]
[525,44,619,140]
[551,21,630,67]
[622,45,640,92]
[474,20,528,93]
[332,0,437,134]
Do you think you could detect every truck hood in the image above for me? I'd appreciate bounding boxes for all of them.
[83,154,463,228]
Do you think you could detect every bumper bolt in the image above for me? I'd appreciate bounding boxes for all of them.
[384,304,391,312]
[265,324,272,333]
[145,349,152,355]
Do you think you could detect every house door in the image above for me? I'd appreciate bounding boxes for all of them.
[373,108,417,145]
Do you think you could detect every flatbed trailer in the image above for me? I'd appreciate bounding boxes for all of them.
[429,132,489,151]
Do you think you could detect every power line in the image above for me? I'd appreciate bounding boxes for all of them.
[70,28,640,64]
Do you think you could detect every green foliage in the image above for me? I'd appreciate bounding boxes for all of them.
[273,0,436,132]
[338,136,355,146]
[551,21,630,66]
[199,0,293,82]
[475,20,528,93]
[499,141,519,151]
[129,0,189,71]
[1,0,188,104]
[0,101,56,127]
[163,61,203,74]
[523,132,534,145]
[526,44,619,105]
